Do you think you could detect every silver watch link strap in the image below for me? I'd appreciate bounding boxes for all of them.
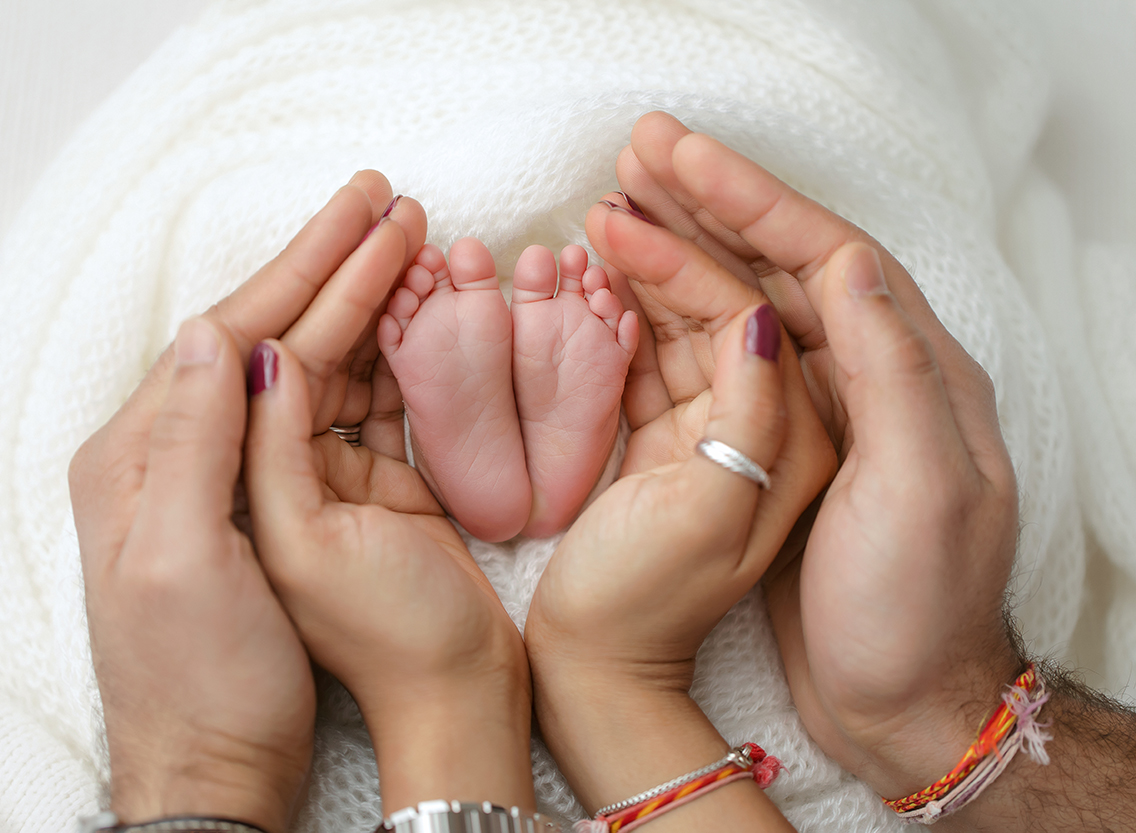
[382,800,562,833]
[77,812,267,833]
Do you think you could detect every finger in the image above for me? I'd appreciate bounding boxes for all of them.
[677,304,787,538]
[335,195,430,428]
[128,318,247,563]
[245,339,327,573]
[282,218,407,431]
[619,113,766,289]
[218,171,394,355]
[671,132,956,353]
[606,266,672,429]
[586,197,764,409]
[587,198,767,350]
[362,353,408,462]
[90,173,396,486]
[820,243,970,476]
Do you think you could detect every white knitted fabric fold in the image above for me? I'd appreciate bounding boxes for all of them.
[1,1,1131,830]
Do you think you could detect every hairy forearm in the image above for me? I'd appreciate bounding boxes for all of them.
[939,663,1136,832]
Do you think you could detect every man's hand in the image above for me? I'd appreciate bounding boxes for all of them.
[71,172,426,831]
[614,112,1025,809]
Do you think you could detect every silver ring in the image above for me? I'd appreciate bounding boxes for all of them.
[329,424,363,447]
[695,438,771,489]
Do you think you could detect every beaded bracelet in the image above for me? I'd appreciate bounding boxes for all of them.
[575,743,783,833]
[884,663,1052,824]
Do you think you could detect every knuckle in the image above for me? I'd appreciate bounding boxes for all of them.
[883,327,941,382]
[148,404,204,455]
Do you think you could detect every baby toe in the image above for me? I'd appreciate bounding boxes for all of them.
[448,237,500,291]
[512,245,558,303]
[557,245,590,295]
[581,264,612,297]
[587,286,626,330]
[414,243,447,272]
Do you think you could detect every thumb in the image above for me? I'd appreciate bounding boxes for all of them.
[820,242,967,473]
[244,338,327,575]
[136,317,247,541]
[681,303,787,522]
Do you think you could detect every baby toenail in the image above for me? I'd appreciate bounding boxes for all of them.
[381,195,401,219]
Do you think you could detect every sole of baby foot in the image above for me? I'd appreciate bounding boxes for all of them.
[511,244,638,538]
[378,239,531,542]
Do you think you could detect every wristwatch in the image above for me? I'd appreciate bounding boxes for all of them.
[382,800,563,833]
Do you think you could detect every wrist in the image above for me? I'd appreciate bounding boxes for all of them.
[849,650,1025,800]
[533,665,794,832]
[531,657,732,811]
[362,662,535,813]
[110,760,295,833]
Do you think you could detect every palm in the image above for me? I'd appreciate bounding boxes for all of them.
[282,435,526,691]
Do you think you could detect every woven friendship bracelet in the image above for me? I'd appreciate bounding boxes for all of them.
[576,743,783,833]
[884,663,1051,824]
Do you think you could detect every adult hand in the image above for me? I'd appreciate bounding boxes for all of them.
[71,171,426,831]
[528,200,834,829]
[614,112,1022,805]
[243,336,534,814]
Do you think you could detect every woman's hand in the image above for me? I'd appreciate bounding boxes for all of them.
[243,337,534,814]
[526,202,834,827]
[615,112,1022,804]
[71,171,425,832]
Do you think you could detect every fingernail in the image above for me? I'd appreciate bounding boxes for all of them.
[746,305,781,361]
[362,196,401,242]
[600,200,655,225]
[843,246,888,298]
[619,191,645,216]
[175,318,220,366]
[248,342,278,395]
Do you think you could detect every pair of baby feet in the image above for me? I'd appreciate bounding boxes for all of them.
[378,238,638,542]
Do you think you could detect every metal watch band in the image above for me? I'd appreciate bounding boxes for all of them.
[382,800,562,833]
[77,813,266,833]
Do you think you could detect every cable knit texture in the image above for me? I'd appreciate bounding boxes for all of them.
[0,1,1133,831]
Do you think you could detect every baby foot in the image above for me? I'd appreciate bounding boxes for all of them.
[378,239,531,542]
[512,244,638,537]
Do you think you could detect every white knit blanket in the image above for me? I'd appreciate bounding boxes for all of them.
[3,1,1135,831]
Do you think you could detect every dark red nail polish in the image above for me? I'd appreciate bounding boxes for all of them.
[362,196,401,243]
[746,305,781,361]
[381,195,401,219]
[619,191,645,216]
[248,342,278,395]
[601,200,655,226]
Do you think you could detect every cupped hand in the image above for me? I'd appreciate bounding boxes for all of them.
[526,211,834,816]
[70,171,425,831]
[616,112,1023,800]
[244,336,534,813]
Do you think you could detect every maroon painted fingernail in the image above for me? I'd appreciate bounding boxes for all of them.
[362,196,401,242]
[746,305,781,361]
[619,191,645,215]
[248,342,278,395]
[600,200,655,226]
